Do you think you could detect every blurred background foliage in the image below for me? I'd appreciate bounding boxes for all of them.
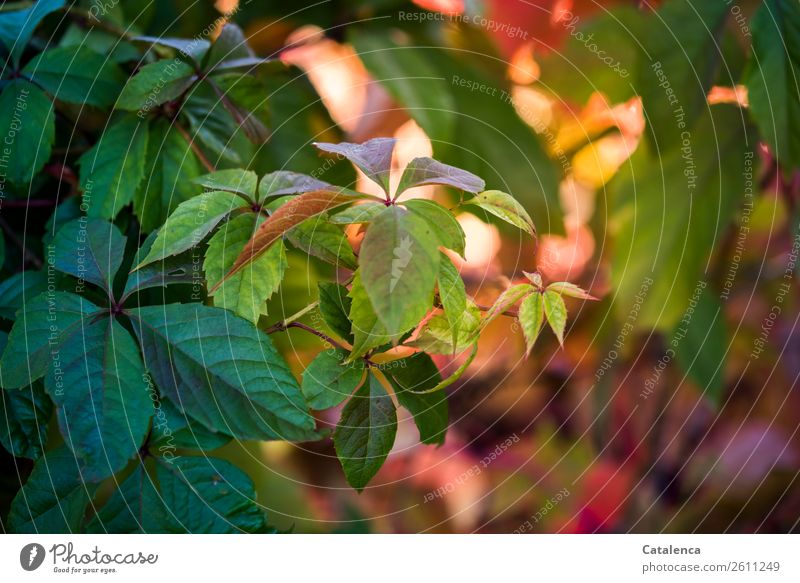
[1,0,798,533]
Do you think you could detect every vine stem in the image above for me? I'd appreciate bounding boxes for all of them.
[0,215,42,268]
[173,121,216,173]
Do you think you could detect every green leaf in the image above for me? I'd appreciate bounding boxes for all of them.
[637,0,729,148]
[86,464,164,533]
[78,115,149,218]
[387,353,448,445]
[7,446,97,534]
[287,215,357,270]
[745,0,800,172]
[0,0,65,68]
[360,205,440,336]
[45,317,151,481]
[318,282,354,343]
[137,190,243,267]
[0,333,52,459]
[543,290,567,346]
[204,213,287,323]
[51,218,125,293]
[150,399,231,452]
[329,201,386,225]
[153,456,267,533]
[404,198,466,257]
[546,281,597,300]
[209,73,270,143]
[610,106,750,329]
[348,271,392,359]
[129,303,317,441]
[483,283,533,326]
[258,170,331,202]
[132,36,210,66]
[0,381,51,460]
[0,292,100,389]
[396,157,484,197]
[437,252,467,345]
[203,23,252,72]
[0,80,55,185]
[466,190,535,236]
[195,169,258,200]
[315,138,396,195]
[0,271,47,320]
[116,59,196,112]
[673,288,727,406]
[134,118,203,232]
[519,292,545,354]
[334,373,397,491]
[302,349,365,410]
[410,302,481,355]
[22,46,126,108]
[122,231,198,297]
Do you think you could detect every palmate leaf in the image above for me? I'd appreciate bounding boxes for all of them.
[79,115,149,218]
[466,190,535,236]
[7,446,97,534]
[22,46,126,108]
[128,303,318,441]
[0,80,55,186]
[745,0,800,172]
[204,213,287,323]
[387,353,448,446]
[134,118,203,232]
[314,138,396,195]
[396,157,485,197]
[51,218,125,293]
[0,292,101,389]
[45,317,152,482]
[122,231,198,298]
[137,190,244,267]
[359,205,440,336]
[334,372,397,491]
[301,349,365,410]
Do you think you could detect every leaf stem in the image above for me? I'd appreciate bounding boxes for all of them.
[173,121,216,173]
[0,215,42,268]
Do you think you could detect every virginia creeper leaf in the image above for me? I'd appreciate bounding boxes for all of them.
[543,290,567,346]
[302,349,365,410]
[396,157,485,196]
[51,218,125,293]
[519,292,545,354]
[314,138,396,195]
[0,80,55,185]
[466,190,535,236]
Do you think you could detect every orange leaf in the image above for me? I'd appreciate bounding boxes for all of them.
[209,189,358,292]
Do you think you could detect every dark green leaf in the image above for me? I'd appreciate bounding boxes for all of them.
[129,303,317,441]
[203,23,252,72]
[150,399,231,452]
[134,118,203,232]
[23,46,126,108]
[258,170,331,201]
[287,215,357,270]
[51,218,125,293]
[0,80,55,185]
[132,36,210,66]
[45,317,152,482]
[334,373,397,491]
[318,282,354,343]
[745,0,800,172]
[116,59,196,112]
[0,292,101,389]
[78,115,149,218]
[209,73,270,143]
[122,231,198,297]
[195,168,258,199]
[0,271,47,320]
[302,349,364,410]
[0,0,65,68]
[7,446,97,534]
[387,353,448,446]
[86,464,164,533]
